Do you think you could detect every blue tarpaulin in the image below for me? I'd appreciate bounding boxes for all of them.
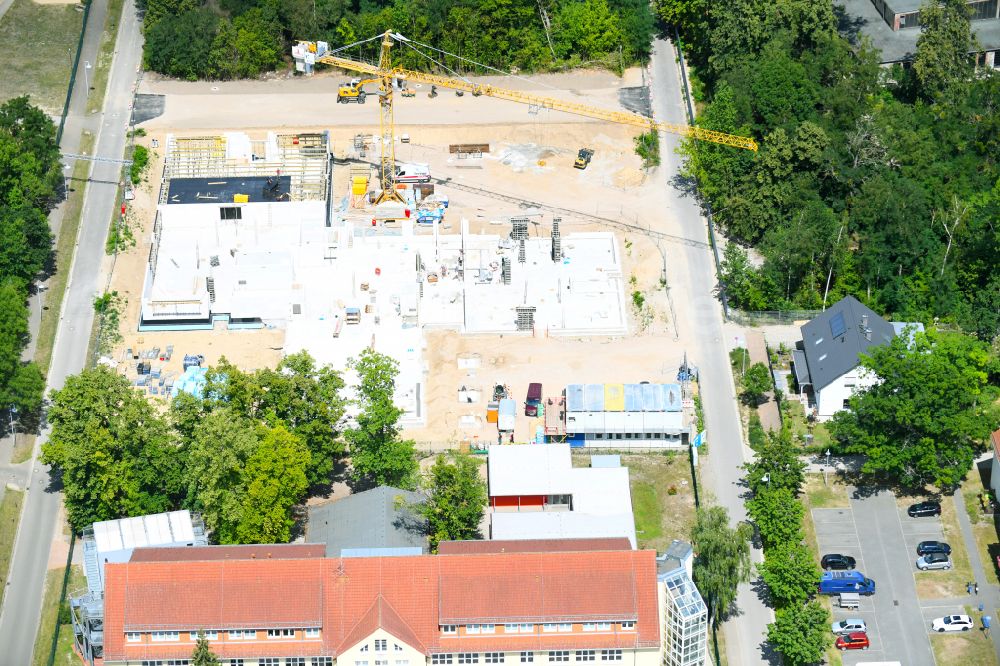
[584,384,605,411]
[624,384,643,411]
[663,384,682,411]
[566,384,585,412]
[171,366,208,399]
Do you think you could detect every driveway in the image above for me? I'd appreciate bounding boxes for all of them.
[813,490,936,665]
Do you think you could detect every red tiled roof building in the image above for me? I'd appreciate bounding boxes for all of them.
[98,545,663,666]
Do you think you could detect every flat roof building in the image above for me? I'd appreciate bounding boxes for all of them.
[487,444,637,547]
[563,383,687,448]
[306,486,428,556]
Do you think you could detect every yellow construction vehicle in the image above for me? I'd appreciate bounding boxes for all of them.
[574,148,594,170]
[298,31,758,203]
[337,78,378,104]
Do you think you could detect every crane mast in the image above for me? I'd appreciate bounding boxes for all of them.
[374,31,403,204]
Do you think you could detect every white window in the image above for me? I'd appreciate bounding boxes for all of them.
[151,631,180,642]
[376,660,389,666]
[397,661,410,666]
[228,630,253,640]
[485,654,502,664]
[376,639,388,652]
[519,624,532,633]
[261,660,280,666]
[395,644,404,652]
[141,662,163,666]
[165,661,190,666]
[356,661,370,666]
[467,624,481,634]
[480,624,495,634]
[442,625,457,634]
[620,622,635,631]
[458,655,479,665]
[126,632,141,643]
[432,656,454,665]
[287,660,307,666]
[542,624,557,633]
[189,631,218,640]
[557,624,572,633]
[268,628,295,639]
[312,660,333,666]
[600,651,622,662]
[305,628,321,639]
[576,652,595,662]
[520,654,534,664]
[549,652,569,663]
[226,661,245,666]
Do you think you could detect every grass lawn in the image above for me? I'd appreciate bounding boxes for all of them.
[803,473,851,509]
[781,399,832,451]
[621,452,696,552]
[0,0,84,113]
[0,489,26,607]
[32,564,85,666]
[711,624,728,666]
[915,493,975,599]
[929,605,996,666]
[85,0,125,114]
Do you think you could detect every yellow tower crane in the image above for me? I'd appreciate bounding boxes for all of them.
[305,31,758,204]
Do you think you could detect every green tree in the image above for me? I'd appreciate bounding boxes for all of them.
[743,427,807,495]
[143,0,200,32]
[41,367,182,530]
[767,600,830,665]
[741,361,772,405]
[719,244,774,310]
[0,282,45,417]
[233,425,309,543]
[191,630,220,666]
[746,486,804,548]
[828,330,998,489]
[183,408,258,542]
[554,0,626,61]
[690,505,753,626]
[914,0,976,100]
[418,453,488,551]
[758,541,820,607]
[0,96,61,209]
[144,9,219,81]
[346,349,419,489]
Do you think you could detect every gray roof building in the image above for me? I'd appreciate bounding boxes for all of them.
[306,486,428,556]
[835,0,1000,64]
[797,295,895,391]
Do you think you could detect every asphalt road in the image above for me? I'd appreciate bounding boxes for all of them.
[820,491,936,665]
[0,0,143,659]
[647,38,773,665]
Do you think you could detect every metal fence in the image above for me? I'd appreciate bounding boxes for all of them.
[728,308,824,327]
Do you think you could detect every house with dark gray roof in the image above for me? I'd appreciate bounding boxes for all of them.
[793,296,897,419]
[306,486,428,556]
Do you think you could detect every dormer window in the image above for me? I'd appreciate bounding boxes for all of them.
[442,625,457,634]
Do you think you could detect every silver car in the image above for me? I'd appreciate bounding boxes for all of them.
[831,618,868,634]
[916,552,952,570]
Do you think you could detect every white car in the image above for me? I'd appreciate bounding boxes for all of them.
[831,619,868,634]
[932,615,974,632]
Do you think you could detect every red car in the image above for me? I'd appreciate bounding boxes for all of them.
[835,632,870,651]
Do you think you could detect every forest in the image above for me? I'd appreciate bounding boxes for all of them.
[662,0,999,340]
[138,0,655,80]
[0,97,57,427]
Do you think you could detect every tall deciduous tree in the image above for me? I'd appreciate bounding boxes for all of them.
[41,367,182,530]
[767,600,830,665]
[741,362,772,405]
[746,486,805,548]
[914,0,976,100]
[418,453,488,551]
[346,349,419,490]
[690,505,753,627]
[758,541,820,607]
[828,330,998,489]
[233,425,309,544]
[743,427,807,495]
[0,282,44,417]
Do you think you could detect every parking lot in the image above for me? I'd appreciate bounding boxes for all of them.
[813,489,939,664]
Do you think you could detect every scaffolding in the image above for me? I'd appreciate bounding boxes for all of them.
[159,132,331,204]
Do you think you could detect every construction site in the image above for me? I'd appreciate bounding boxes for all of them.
[104,31,758,444]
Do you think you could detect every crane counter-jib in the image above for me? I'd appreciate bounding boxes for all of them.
[313,51,758,152]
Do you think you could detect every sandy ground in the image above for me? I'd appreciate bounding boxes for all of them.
[139,67,649,131]
[107,67,698,439]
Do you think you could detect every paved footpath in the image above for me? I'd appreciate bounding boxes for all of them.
[950,488,1000,663]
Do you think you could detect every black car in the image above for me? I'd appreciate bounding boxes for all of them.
[917,541,952,556]
[821,553,857,570]
[908,501,942,517]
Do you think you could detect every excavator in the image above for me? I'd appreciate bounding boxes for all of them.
[297,31,757,204]
[337,78,379,103]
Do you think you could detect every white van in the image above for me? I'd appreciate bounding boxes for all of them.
[395,163,431,183]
